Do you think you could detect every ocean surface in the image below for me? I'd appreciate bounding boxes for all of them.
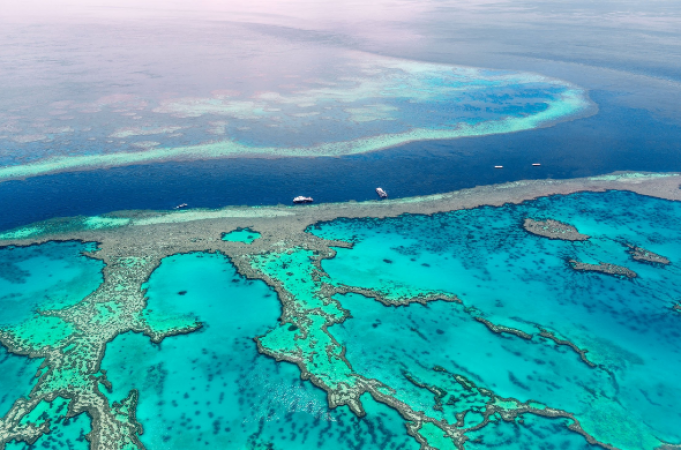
[1,91,681,232]
[1,2,681,231]
[2,1,681,449]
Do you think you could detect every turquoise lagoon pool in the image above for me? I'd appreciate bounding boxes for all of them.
[0,242,101,448]
[101,253,415,450]
[311,190,681,449]
[1,191,680,449]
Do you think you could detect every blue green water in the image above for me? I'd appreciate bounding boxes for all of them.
[4,191,681,449]
[311,190,681,449]
[221,228,261,244]
[0,242,103,326]
[0,241,103,418]
[0,346,42,418]
[5,398,90,450]
[465,415,592,450]
[101,253,416,450]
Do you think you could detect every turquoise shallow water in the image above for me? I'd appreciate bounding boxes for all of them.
[221,228,261,244]
[5,397,90,450]
[0,242,103,326]
[102,253,415,450]
[0,241,103,420]
[3,191,681,449]
[465,414,592,450]
[0,346,42,419]
[311,190,681,449]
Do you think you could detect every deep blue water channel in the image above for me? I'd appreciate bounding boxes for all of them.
[1,92,680,231]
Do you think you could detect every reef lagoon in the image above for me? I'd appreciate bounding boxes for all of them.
[312,190,681,448]
[1,173,680,450]
[2,2,681,448]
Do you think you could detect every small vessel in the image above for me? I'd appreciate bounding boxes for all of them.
[376,187,388,199]
[494,165,503,169]
[174,203,188,209]
[293,196,313,204]
[532,163,541,166]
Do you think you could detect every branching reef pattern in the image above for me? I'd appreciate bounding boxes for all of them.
[1,172,680,450]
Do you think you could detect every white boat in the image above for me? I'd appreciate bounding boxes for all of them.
[532,163,541,166]
[494,165,503,169]
[174,203,188,209]
[293,196,313,204]
[376,187,388,199]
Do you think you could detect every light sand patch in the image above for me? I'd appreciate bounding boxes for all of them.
[12,134,47,143]
[131,141,161,149]
[109,126,185,139]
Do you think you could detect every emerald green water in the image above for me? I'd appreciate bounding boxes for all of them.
[311,190,681,449]
[101,253,415,449]
[221,228,261,244]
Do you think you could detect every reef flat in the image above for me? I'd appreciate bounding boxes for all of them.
[522,218,590,241]
[1,171,681,450]
[568,261,638,279]
[626,245,670,265]
[0,53,593,182]
[2,172,679,244]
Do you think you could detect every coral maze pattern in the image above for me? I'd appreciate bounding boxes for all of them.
[1,178,681,450]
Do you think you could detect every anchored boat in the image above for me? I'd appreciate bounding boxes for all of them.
[376,187,388,199]
[293,196,313,204]
[174,203,188,209]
